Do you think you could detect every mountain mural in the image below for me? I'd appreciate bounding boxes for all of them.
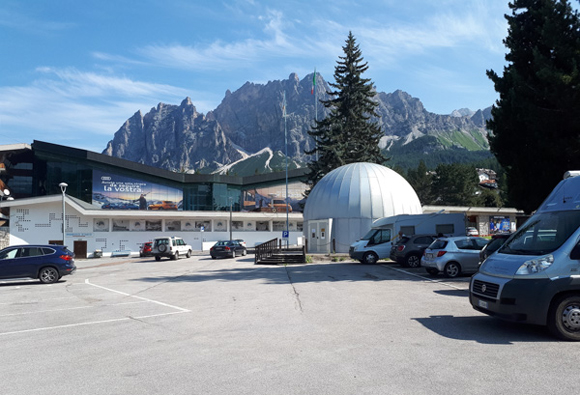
[103,73,493,175]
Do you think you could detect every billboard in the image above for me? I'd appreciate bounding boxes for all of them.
[92,170,183,210]
[489,216,511,234]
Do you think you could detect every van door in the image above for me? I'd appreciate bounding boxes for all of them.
[367,228,392,259]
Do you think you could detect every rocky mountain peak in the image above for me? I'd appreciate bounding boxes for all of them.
[103,72,493,175]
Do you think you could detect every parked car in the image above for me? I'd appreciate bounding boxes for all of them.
[0,245,76,284]
[466,227,479,236]
[479,233,512,263]
[390,234,438,268]
[210,240,247,259]
[421,236,489,278]
[152,237,192,261]
[234,239,247,248]
[139,242,153,257]
[148,201,178,210]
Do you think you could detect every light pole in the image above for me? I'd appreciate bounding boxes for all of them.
[229,196,233,241]
[59,182,68,246]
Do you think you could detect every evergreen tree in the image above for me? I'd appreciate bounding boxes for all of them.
[487,0,580,214]
[305,32,386,190]
[406,160,434,205]
[431,164,480,206]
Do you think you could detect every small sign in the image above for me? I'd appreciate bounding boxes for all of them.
[282,230,289,238]
[200,226,205,232]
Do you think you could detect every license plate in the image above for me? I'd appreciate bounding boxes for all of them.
[426,253,433,259]
[478,299,488,309]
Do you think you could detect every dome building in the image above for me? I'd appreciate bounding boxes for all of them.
[303,162,422,253]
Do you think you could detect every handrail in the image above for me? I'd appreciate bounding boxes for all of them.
[254,238,278,264]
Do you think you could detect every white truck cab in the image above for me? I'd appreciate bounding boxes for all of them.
[349,213,465,265]
[470,171,580,340]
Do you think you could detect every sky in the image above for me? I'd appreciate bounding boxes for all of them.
[0,0,511,153]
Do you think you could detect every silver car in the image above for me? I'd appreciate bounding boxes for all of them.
[421,236,489,278]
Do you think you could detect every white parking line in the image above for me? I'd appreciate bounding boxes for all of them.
[0,311,187,337]
[383,265,468,291]
[0,279,191,336]
[84,279,191,312]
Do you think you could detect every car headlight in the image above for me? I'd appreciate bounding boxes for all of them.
[515,254,554,275]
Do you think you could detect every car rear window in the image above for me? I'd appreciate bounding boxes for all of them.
[429,240,447,249]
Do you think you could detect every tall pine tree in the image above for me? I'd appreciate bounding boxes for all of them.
[487,0,580,213]
[305,32,386,190]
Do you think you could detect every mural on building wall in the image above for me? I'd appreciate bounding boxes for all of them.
[92,170,183,211]
[490,216,511,234]
[242,180,306,213]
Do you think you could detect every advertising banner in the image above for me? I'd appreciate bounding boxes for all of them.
[92,170,183,210]
[489,216,511,234]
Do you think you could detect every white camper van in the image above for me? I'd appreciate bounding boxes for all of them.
[349,213,466,264]
[470,171,580,341]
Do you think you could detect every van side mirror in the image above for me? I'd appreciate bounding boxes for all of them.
[571,244,580,260]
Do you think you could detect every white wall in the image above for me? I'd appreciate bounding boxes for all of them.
[8,201,304,257]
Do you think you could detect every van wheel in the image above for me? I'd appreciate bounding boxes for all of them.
[362,252,378,265]
[444,262,461,278]
[548,295,580,341]
[405,253,421,268]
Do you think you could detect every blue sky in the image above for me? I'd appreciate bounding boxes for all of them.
[0,0,510,153]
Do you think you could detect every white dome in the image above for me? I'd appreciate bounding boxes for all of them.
[304,162,422,221]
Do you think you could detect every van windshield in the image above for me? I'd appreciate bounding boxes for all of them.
[360,229,392,244]
[500,211,580,256]
[361,229,378,241]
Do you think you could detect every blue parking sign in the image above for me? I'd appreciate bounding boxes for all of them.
[282,230,289,238]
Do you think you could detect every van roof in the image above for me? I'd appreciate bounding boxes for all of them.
[537,171,580,212]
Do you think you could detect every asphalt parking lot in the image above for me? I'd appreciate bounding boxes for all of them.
[0,254,577,395]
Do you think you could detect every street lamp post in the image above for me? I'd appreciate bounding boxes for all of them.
[229,197,233,241]
[59,182,68,246]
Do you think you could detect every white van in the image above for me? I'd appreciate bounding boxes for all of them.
[470,171,580,340]
[349,213,466,264]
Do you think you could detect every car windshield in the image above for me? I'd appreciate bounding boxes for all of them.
[500,211,580,255]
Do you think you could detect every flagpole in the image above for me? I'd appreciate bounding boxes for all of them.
[313,69,318,161]
[284,91,289,249]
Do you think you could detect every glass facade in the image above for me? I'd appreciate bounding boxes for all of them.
[16,142,309,213]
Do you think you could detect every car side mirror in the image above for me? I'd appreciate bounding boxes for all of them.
[570,243,580,260]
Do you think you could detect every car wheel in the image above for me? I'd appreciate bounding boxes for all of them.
[211,256,216,259]
[405,254,421,268]
[155,256,161,261]
[39,267,59,284]
[172,251,179,260]
[232,250,236,258]
[159,244,167,253]
[186,250,191,258]
[242,249,247,256]
[548,295,580,341]
[362,252,378,265]
[426,268,439,276]
[444,262,461,278]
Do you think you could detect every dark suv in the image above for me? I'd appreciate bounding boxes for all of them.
[390,234,438,268]
[479,233,512,263]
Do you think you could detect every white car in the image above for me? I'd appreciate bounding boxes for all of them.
[466,227,479,236]
[152,236,192,261]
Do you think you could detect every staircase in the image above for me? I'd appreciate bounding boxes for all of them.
[254,238,306,265]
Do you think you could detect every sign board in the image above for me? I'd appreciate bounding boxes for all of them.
[200,226,205,232]
[282,230,289,238]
